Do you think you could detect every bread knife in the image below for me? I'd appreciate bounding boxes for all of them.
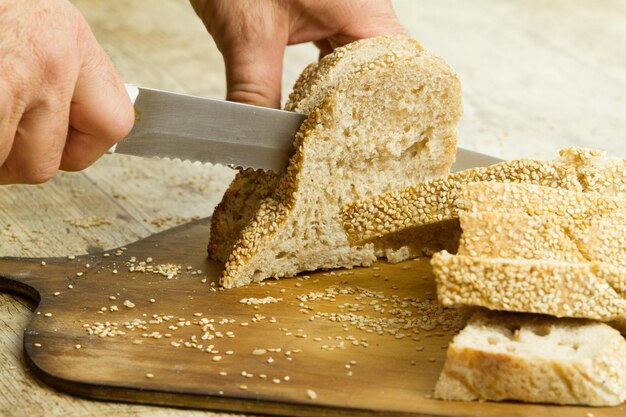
[108,85,306,172]
[110,85,502,172]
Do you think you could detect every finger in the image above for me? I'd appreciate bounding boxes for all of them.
[288,0,407,48]
[0,99,69,185]
[0,86,20,169]
[61,29,134,172]
[218,27,288,108]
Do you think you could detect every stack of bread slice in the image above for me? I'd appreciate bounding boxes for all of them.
[341,147,626,406]
[341,147,626,257]
[431,178,626,405]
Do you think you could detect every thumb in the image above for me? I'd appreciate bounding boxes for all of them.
[219,34,286,109]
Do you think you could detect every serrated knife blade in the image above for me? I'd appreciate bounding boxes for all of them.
[108,86,306,172]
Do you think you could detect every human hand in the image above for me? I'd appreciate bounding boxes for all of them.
[0,0,134,185]
[190,0,406,108]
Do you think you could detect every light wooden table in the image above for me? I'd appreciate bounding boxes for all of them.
[1,1,625,415]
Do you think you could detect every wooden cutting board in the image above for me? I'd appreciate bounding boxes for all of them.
[0,218,622,417]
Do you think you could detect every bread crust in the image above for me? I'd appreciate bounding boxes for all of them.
[341,148,626,246]
[457,212,626,265]
[432,251,626,322]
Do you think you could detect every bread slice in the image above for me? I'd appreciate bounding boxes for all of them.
[340,148,626,246]
[209,36,462,287]
[434,310,626,406]
[457,212,626,265]
[458,181,626,218]
[432,251,626,322]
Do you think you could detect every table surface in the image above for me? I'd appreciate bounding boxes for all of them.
[1,1,625,416]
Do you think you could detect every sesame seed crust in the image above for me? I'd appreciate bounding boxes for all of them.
[458,212,626,264]
[432,251,626,322]
[341,148,626,245]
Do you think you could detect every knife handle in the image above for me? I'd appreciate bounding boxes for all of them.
[107,84,140,154]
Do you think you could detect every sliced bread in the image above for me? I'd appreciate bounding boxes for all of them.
[457,212,626,265]
[458,181,626,217]
[209,35,462,287]
[434,310,626,406]
[341,148,626,246]
[431,251,626,322]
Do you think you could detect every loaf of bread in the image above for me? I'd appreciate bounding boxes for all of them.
[341,148,626,247]
[432,251,626,322]
[208,35,463,287]
[434,310,626,406]
[457,212,626,265]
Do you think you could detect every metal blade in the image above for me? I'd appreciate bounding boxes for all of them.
[452,148,503,172]
[113,87,306,171]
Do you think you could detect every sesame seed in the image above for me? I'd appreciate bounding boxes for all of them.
[146,373,154,379]
[33,343,42,348]
[307,389,317,400]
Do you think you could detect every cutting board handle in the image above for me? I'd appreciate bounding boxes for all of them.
[0,257,54,305]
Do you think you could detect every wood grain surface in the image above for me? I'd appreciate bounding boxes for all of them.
[2,218,624,417]
[1,1,626,416]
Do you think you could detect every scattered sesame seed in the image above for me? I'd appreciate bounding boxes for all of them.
[33,343,42,348]
[123,300,135,309]
[53,292,60,296]
[40,261,46,266]
[307,389,317,400]
[44,313,52,318]
[212,355,222,362]
[75,344,81,349]
[252,349,267,356]
[145,373,154,379]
